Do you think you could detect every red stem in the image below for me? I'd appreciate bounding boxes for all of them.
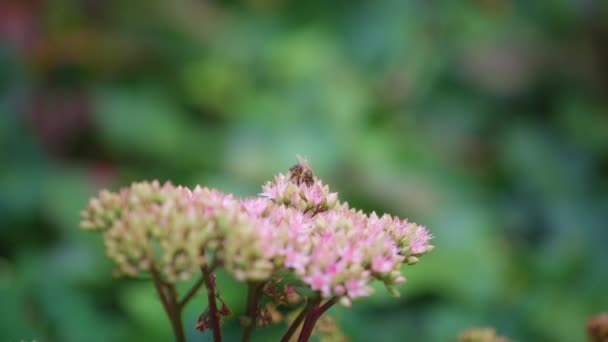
[167,282,186,342]
[280,296,321,342]
[151,268,186,342]
[202,265,222,342]
[297,296,338,342]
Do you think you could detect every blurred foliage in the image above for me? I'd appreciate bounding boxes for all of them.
[1,0,608,341]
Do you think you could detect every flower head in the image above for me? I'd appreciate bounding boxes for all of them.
[81,158,434,307]
[81,181,237,282]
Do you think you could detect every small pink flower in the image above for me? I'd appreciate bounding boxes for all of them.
[321,232,333,242]
[203,206,215,216]
[260,174,288,200]
[241,198,268,216]
[325,262,340,275]
[410,226,431,254]
[339,246,363,264]
[303,184,324,206]
[304,272,332,296]
[371,255,394,273]
[284,247,309,274]
[345,279,370,298]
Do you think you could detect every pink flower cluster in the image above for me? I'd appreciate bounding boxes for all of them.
[81,159,433,306]
[256,170,433,306]
[260,173,338,213]
[81,181,236,282]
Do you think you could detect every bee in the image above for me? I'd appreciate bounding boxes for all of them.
[289,155,314,186]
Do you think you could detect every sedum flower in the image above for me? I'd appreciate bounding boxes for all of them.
[80,157,433,307]
[260,173,338,214]
[222,199,314,282]
[81,181,237,282]
[155,185,233,282]
[256,159,434,306]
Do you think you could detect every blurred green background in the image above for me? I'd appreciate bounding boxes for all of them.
[1,0,608,341]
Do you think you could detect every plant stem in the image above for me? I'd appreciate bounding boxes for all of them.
[297,296,338,342]
[280,296,322,342]
[202,265,222,342]
[167,282,186,342]
[179,276,205,307]
[151,268,186,342]
[241,282,264,342]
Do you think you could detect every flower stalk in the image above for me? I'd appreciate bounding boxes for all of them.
[241,282,265,342]
[201,265,223,342]
[151,268,186,342]
[280,295,322,342]
[179,276,205,308]
[297,296,338,342]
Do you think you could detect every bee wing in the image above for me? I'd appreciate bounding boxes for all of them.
[295,154,311,168]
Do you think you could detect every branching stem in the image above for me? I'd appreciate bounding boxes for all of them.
[280,295,322,342]
[151,268,186,342]
[179,276,205,308]
[297,296,338,342]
